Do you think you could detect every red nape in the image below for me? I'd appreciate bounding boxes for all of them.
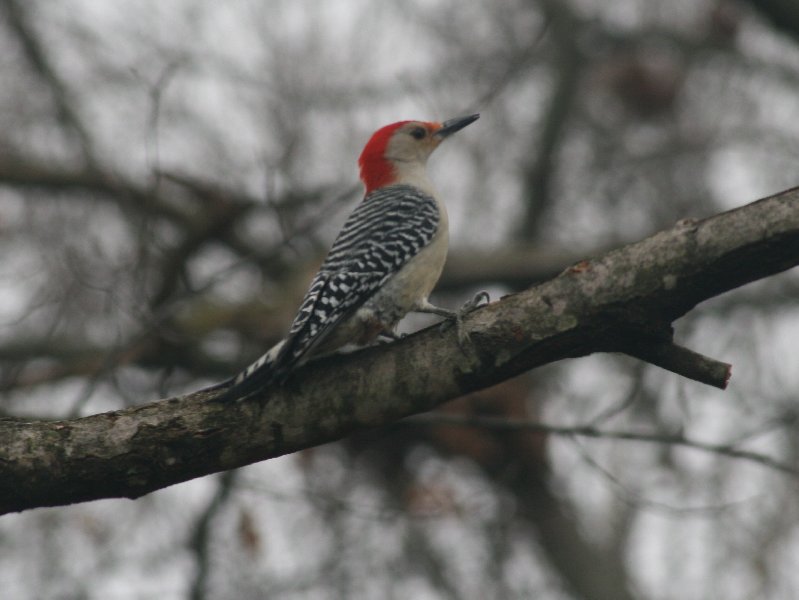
[358,120,410,194]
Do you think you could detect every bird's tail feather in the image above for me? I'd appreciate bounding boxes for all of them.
[210,340,286,402]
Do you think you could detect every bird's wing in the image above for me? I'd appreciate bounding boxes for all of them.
[273,183,440,375]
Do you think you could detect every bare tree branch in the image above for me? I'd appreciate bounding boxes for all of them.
[188,470,239,600]
[517,0,584,238]
[0,156,192,223]
[616,338,731,390]
[744,0,799,41]
[404,413,798,476]
[0,0,97,164]
[1,187,798,514]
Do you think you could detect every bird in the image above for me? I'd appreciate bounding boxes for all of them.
[216,114,483,401]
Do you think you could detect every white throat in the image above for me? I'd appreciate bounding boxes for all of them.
[391,160,436,196]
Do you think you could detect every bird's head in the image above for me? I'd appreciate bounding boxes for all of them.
[358,114,479,194]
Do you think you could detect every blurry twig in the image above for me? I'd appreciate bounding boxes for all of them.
[188,469,239,600]
[0,0,97,167]
[570,437,763,514]
[405,413,799,476]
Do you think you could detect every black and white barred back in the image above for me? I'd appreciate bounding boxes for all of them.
[224,183,440,398]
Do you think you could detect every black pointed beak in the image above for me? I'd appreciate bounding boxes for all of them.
[435,113,479,138]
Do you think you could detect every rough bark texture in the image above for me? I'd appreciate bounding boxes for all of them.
[1,187,798,514]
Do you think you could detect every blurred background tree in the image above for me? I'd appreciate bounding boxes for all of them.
[1,0,799,598]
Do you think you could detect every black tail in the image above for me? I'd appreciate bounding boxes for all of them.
[210,367,278,403]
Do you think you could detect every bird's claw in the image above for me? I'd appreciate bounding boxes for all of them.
[438,291,490,348]
[378,330,405,344]
[463,291,490,312]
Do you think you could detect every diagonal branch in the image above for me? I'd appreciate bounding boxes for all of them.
[743,0,799,42]
[1,186,799,514]
[0,0,97,165]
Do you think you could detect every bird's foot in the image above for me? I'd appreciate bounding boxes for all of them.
[378,330,405,344]
[437,291,490,347]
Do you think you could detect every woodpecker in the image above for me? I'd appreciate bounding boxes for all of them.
[219,114,481,401]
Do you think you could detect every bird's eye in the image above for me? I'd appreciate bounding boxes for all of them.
[409,127,426,140]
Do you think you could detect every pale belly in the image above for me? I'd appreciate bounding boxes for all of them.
[315,227,449,352]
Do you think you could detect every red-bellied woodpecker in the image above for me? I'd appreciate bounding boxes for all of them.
[218,114,482,401]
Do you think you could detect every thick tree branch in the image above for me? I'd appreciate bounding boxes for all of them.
[1,187,798,514]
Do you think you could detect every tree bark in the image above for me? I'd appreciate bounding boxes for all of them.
[1,187,798,514]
